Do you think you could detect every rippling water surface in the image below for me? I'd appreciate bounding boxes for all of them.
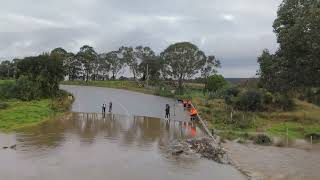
[0,113,245,180]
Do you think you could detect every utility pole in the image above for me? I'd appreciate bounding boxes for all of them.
[6,62,10,79]
[146,63,149,87]
[7,66,10,79]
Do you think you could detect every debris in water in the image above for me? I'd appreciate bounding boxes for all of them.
[172,150,184,155]
[169,138,229,164]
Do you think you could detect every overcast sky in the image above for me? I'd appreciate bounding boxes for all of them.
[0,0,282,77]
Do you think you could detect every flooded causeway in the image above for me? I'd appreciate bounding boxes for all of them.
[0,85,246,179]
[0,113,245,180]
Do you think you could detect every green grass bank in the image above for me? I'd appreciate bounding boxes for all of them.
[0,80,73,132]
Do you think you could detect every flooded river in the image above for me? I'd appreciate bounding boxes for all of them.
[0,85,245,180]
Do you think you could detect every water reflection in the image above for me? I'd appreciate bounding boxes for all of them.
[17,113,205,152]
[1,113,245,180]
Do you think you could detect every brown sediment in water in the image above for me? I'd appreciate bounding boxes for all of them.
[0,113,246,180]
[224,141,320,180]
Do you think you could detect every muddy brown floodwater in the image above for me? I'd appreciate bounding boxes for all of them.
[0,85,246,180]
[225,141,320,180]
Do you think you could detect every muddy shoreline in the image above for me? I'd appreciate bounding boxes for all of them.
[224,140,320,180]
[169,136,320,180]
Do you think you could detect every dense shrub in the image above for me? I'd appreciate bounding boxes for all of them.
[304,89,320,106]
[207,74,227,93]
[236,90,263,111]
[236,116,254,129]
[14,76,41,101]
[225,87,240,97]
[253,134,272,145]
[0,102,9,109]
[0,83,16,99]
[263,91,274,104]
[274,95,295,111]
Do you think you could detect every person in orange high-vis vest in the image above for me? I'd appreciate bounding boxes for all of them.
[190,108,198,121]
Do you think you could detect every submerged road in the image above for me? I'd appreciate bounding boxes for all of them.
[60,85,188,121]
[0,85,246,180]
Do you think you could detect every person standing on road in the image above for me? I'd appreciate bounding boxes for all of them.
[102,104,106,113]
[165,104,170,119]
[109,101,113,113]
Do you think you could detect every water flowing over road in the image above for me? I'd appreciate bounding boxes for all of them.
[0,85,246,180]
[60,85,188,120]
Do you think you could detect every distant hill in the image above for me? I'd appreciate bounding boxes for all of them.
[225,78,257,84]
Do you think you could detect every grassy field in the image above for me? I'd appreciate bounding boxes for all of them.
[0,79,14,86]
[0,80,73,132]
[0,99,53,131]
[0,97,73,132]
[191,91,320,140]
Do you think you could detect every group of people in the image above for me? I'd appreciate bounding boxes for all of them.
[102,101,113,115]
[100,100,196,121]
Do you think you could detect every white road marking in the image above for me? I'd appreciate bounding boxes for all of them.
[109,96,131,117]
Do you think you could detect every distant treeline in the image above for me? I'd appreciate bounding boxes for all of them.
[0,42,221,93]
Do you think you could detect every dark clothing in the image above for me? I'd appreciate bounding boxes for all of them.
[109,102,112,112]
[102,104,106,113]
[165,105,170,118]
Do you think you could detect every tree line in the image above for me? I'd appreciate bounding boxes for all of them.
[0,42,221,100]
[1,42,220,92]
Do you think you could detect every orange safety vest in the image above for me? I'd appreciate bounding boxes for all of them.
[190,108,198,116]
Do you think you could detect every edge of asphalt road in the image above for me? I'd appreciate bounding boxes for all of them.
[59,84,189,121]
[62,84,252,179]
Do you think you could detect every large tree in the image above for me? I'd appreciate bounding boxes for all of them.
[119,46,139,79]
[257,49,290,93]
[64,53,82,81]
[0,60,14,79]
[51,47,68,58]
[201,55,221,90]
[105,51,124,80]
[160,42,206,91]
[139,56,162,81]
[135,46,157,81]
[271,0,320,89]
[16,53,64,98]
[207,74,227,93]
[76,45,97,82]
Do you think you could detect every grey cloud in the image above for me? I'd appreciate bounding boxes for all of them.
[0,0,282,77]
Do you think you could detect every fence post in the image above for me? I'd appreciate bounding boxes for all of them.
[311,136,313,148]
[286,127,289,147]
